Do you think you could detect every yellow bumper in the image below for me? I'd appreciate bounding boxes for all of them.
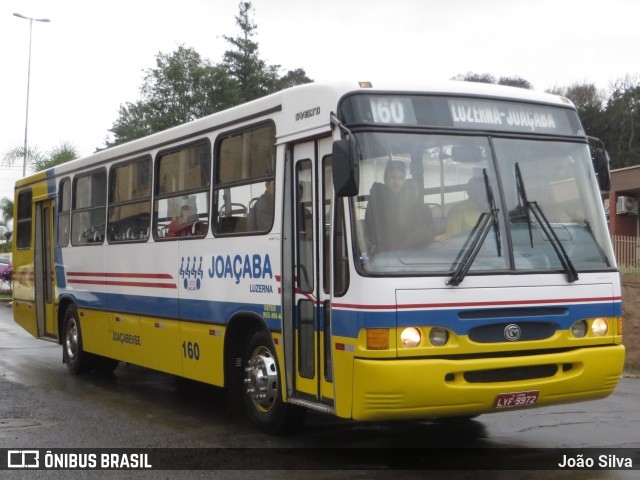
[351,345,625,421]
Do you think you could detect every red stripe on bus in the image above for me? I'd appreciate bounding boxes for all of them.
[332,296,622,311]
[66,272,173,279]
[67,279,176,289]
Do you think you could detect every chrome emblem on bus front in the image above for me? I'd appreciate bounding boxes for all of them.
[504,324,522,341]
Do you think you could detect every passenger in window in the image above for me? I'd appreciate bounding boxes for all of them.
[446,176,487,235]
[247,180,275,231]
[167,197,198,237]
[365,160,449,254]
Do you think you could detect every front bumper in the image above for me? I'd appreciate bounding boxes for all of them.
[351,345,625,421]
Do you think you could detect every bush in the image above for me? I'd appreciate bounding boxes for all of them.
[1,264,11,283]
[0,241,11,253]
[1,265,11,295]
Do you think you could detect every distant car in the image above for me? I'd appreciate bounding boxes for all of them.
[0,257,11,280]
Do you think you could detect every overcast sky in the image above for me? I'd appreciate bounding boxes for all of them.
[1,0,639,203]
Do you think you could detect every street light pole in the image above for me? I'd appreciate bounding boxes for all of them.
[13,13,50,177]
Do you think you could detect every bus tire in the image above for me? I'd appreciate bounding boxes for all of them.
[242,330,306,434]
[62,305,95,374]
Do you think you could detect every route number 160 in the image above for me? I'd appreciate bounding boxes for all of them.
[369,98,406,124]
[182,341,200,360]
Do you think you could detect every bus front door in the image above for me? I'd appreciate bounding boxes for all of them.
[34,200,57,339]
[288,139,335,408]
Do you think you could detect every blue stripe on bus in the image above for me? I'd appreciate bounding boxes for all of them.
[63,286,620,340]
[330,301,621,338]
[65,291,282,331]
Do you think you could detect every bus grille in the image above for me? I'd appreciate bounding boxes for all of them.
[468,322,556,343]
[463,364,557,383]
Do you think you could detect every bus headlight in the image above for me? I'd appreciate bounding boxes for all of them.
[571,320,588,338]
[591,318,608,336]
[429,328,449,346]
[400,327,422,348]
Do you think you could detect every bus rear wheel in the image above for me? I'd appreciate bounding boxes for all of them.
[62,305,95,374]
[242,330,305,434]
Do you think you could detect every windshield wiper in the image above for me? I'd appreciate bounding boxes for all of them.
[485,169,502,258]
[448,169,501,286]
[514,163,579,283]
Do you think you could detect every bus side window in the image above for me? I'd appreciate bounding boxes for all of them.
[16,189,33,249]
[108,157,151,243]
[57,178,71,247]
[213,123,276,236]
[153,141,210,240]
[71,170,106,246]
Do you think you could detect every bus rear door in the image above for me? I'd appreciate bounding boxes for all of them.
[34,199,57,339]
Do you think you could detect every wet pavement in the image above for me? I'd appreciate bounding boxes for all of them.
[0,302,638,478]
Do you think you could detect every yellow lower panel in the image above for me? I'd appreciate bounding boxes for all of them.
[140,317,182,376]
[179,323,224,386]
[351,345,625,421]
[13,301,37,338]
[331,335,356,419]
[79,309,110,357]
[109,313,142,365]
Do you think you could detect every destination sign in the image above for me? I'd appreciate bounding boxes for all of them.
[448,99,567,134]
[341,94,583,136]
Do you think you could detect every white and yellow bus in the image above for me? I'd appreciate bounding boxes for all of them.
[13,81,624,432]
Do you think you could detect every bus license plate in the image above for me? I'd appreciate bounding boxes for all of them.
[495,391,539,409]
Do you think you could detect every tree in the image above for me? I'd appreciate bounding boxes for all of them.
[548,82,607,139]
[451,72,496,84]
[550,77,640,169]
[604,76,640,168]
[107,2,312,147]
[108,46,239,146]
[33,142,79,172]
[223,2,311,99]
[222,1,280,102]
[275,68,314,91]
[498,76,533,90]
[2,142,78,173]
[0,198,13,224]
[0,197,12,254]
[452,72,533,90]
[1,145,45,171]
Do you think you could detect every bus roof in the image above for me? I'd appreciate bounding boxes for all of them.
[16,80,574,187]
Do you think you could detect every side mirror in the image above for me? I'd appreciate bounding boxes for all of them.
[332,139,359,197]
[588,137,610,191]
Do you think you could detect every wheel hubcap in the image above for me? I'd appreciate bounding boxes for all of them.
[65,319,78,361]
[244,346,278,411]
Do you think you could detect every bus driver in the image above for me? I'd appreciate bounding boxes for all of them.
[364,160,449,254]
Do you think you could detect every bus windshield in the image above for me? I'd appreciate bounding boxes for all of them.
[352,132,615,276]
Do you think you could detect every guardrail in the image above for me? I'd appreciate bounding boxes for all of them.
[612,235,640,275]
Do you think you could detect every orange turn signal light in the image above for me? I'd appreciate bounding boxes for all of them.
[366,328,389,350]
[617,317,623,336]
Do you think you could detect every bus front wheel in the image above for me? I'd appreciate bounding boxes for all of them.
[242,330,305,433]
[62,305,95,374]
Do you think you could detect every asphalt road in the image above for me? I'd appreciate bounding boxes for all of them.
[0,302,638,479]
